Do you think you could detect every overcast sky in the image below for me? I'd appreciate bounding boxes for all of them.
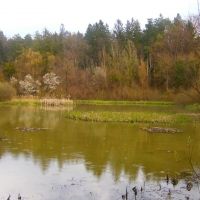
[0,0,198,38]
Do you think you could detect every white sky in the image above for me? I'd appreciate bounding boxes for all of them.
[0,0,198,38]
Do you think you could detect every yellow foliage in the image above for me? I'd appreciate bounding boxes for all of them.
[138,61,148,88]
[14,48,55,78]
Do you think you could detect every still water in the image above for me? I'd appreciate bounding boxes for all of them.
[0,105,199,199]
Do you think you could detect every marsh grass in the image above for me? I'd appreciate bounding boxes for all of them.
[74,100,173,106]
[1,99,172,107]
[0,97,74,106]
[65,111,199,123]
[186,104,200,111]
[0,98,40,106]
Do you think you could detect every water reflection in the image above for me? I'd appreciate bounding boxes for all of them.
[0,106,199,199]
[74,104,196,113]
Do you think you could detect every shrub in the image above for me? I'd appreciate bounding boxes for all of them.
[0,82,16,101]
[43,72,60,92]
[19,74,41,95]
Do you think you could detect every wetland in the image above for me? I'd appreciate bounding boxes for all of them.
[0,104,200,199]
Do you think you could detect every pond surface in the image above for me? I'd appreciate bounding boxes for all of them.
[0,105,199,199]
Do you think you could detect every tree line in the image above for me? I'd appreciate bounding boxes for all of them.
[0,13,200,103]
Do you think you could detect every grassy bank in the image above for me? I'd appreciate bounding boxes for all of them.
[0,98,40,106]
[0,99,173,106]
[0,98,73,106]
[74,100,173,105]
[65,111,200,123]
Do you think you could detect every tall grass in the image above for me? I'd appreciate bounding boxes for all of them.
[1,97,73,106]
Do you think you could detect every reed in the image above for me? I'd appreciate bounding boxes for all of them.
[0,97,73,106]
[40,98,73,106]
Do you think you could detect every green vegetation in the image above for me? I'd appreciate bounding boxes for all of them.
[0,98,73,106]
[0,82,16,101]
[0,98,40,105]
[185,104,200,111]
[1,98,174,106]
[74,100,173,105]
[65,111,199,123]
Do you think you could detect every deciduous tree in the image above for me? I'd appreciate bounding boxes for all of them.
[43,72,60,92]
[19,74,41,95]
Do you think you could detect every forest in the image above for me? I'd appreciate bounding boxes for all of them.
[0,13,200,103]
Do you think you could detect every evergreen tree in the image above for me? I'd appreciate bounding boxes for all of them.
[85,20,111,66]
[113,19,126,48]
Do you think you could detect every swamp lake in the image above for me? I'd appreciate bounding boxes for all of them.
[0,105,199,199]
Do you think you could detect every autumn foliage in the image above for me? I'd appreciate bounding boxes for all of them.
[0,82,16,101]
[0,14,200,103]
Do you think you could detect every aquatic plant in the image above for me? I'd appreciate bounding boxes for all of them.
[65,111,199,123]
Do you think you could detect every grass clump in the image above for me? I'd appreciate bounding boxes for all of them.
[65,111,199,123]
[0,82,16,102]
[0,99,40,106]
[0,95,40,105]
[10,98,40,105]
[185,104,200,111]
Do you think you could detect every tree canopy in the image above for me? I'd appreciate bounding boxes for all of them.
[0,13,200,103]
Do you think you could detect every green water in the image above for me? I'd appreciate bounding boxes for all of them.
[0,105,199,199]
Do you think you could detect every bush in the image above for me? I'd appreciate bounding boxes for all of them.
[0,82,16,101]
[19,74,41,95]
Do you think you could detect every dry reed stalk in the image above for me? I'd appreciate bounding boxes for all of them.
[40,98,73,106]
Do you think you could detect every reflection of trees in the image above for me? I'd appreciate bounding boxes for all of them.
[0,106,199,182]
